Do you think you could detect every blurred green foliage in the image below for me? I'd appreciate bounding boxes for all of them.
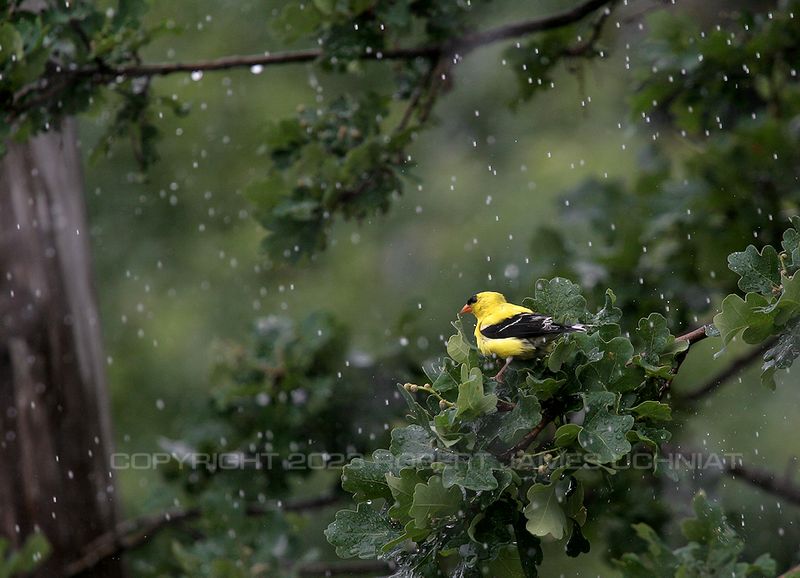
[0,534,50,578]
[4,0,800,575]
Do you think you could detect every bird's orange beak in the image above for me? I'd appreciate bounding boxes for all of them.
[460,304,472,315]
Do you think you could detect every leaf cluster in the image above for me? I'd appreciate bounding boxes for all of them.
[0,0,169,166]
[528,1,800,330]
[246,93,411,261]
[714,217,800,387]
[326,277,697,576]
[614,492,775,578]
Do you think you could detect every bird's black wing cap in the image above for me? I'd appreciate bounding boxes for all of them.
[480,313,569,339]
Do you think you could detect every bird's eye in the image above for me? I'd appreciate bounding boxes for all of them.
[467,294,477,305]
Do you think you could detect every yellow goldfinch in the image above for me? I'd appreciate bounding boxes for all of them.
[459,291,587,382]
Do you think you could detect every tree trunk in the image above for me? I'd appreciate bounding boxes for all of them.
[0,120,123,577]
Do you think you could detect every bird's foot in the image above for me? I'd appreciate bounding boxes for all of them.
[492,357,513,383]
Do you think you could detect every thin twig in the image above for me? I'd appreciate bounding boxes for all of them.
[679,338,776,403]
[496,399,516,412]
[675,325,711,344]
[501,412,556,460]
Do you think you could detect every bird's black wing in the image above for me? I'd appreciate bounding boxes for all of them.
[480,313,570,340]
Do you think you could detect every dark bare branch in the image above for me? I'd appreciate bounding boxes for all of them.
[64,491,344,576]
[64,507,201,577]
[75,0,615,79]
[452,0,615,53]
[726,458,800,506]
[679,339,776,403]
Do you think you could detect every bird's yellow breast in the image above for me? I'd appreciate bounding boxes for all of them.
[473,300,539,359]
[474,330,538,359]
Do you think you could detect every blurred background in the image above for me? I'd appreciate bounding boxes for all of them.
[71,0,799,574]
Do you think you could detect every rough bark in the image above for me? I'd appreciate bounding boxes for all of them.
[0,120,123,576]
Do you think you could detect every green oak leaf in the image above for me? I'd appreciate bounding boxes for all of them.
[431,359,459,393]
[448,319,478,366]
[380,521,427,553]
[565,520,590,557]
[524,482,567,539]
[727,244,781,295]
[386,468,427,523]
[681,492,730,543]
[628,400,672,422]
[390,424,435,464]
[325,503,403,559]
[764,272,800,326]
[613,523,678,577]
[341,455,394,501]
[578,391,634,463]
[525,375,565,401]
[564,477,586,526]
[409,475,462,529]
[433,407,467,448]
[547,339,578,372]
[531,277,587,324]
[635,313,688,367]
[593,288,623,325]
[554,423,582,447]
[497,391,541,442]
[482,546,526,578]
[713,293,775,346]
[0,23,24,65]
[762,319,800,389]
[441,452,501,491]
[573,333,635,391]
[456,367,497,419]
[447,332,470,364]
[467,502,514,545]
[781,216,800,273]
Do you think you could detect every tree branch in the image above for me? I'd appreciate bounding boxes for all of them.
[675,325,712,345]
[664,447,800,507]
[74,0,614,80]
[63,492,344,577]
[678,338,776,403]
[63,507,201,577]
[565,1,617,56]
[726,458,800,507]
[452,0,614,53]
